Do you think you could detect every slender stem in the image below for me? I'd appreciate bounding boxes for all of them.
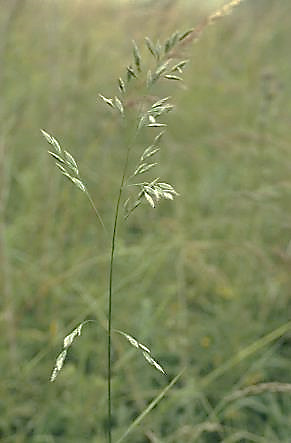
[85,189,107,235]
[107,146,131,443]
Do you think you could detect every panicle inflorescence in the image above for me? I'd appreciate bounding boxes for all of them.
[98,38,184,219]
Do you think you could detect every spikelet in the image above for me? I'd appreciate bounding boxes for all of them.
[115,330,166,375]
[41,130,86,193]
[50,321,94,382]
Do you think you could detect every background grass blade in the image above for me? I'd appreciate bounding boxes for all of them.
[116,369,185,443]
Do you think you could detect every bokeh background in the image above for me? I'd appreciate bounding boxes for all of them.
[1,0,291,441]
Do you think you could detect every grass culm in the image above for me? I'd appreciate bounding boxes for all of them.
[39,0,290,441]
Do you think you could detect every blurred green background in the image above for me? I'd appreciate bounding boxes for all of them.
[1,0,291,441]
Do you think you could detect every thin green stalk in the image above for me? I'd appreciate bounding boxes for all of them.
[107,146,131,443]
[85,189,107,236]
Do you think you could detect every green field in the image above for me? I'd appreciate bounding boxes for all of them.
[1,0,291,441]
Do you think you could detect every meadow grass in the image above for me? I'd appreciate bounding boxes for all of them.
[1,0,291,441]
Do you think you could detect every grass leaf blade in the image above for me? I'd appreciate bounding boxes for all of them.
[116,369,185,443]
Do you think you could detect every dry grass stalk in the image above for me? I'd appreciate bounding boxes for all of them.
[178,0,246,49]
[225,382,291,402]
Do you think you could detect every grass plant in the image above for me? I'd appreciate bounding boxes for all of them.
[1,0,291,441]
[40,1,261,441]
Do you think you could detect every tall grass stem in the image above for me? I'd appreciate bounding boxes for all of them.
[107,146,131,442]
